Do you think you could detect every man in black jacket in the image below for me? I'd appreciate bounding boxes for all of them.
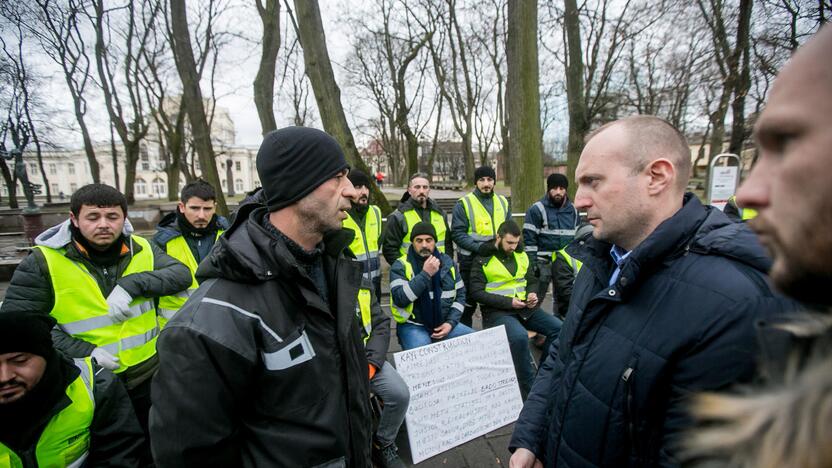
[150,126,373,467]
[469,220,562,399]
[381,173,453,265]
[0,184,191,458]
[509,116,794,467]
[0,312,144,467]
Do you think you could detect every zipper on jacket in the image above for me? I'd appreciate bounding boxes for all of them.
[622,358,639,460]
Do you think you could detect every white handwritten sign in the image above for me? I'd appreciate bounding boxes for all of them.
[393,326,523,464]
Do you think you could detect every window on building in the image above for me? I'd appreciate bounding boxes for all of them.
[70,183,77,193]
[152,177,166,196]
[51,183,59,194]
[221,178,226,189]
[68,163,75,175]
[135,178,147,195]
[141,144,150,170]
[234,179,243,192]
[235,161,241,171]
[28,163,37,174]
[49,163,57,175]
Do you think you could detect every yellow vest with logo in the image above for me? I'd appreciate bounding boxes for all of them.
[400,209,447,256]
[157,230,224,327]
[483,251,529,300]
[355,288,372,345]
[553,248,583,274]
[459,192,508,256]
[343,206,382,282]
[389,256,457,324]
[36,236,159,373]
[0,358,94,468]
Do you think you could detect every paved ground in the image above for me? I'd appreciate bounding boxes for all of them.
[0,263,556,468]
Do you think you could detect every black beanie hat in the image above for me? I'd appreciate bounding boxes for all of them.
[410,221,437,242]
[474,165,496,181]
[0,312,56,358]
[256,127,349,211]
[348,169,372,189]
[547,173,569,191]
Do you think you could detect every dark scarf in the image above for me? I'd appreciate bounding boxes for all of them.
[408,248,444,331]
[176,210,218,238]
[261,213,328,303]
[0,351,74,450]
[70,223,124,267]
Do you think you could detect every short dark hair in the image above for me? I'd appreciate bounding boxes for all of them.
[71,184,127,216]
[180,179,216,203]
[497,220,522,238]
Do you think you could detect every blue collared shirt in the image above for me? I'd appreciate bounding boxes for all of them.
[609,245,631,286]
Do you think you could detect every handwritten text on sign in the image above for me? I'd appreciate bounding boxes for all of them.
[393,326,523,464]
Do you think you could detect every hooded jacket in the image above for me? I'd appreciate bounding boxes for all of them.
[152,211,230,266]
[468,242,539,318]
[509,194,798,467]
[0,354,145,468]
[149,204,372,468]
[0,219,191,387]
[381,196,453,265]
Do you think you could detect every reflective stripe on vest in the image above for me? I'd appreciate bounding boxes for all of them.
[355,288,372,344]
[458,193,508,256]
[0,358,95,468]
[483,251,529,300]
[553,248,583,275]
[400,209,447,256]
[157,230,223,327]
[36,236,159,373]
[343,206,382,282]
[390,256,456,324]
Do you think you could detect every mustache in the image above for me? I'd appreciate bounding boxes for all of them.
[419,248,432,255]
[0,380,22,389]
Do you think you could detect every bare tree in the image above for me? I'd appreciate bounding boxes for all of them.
[291,0,390,212]
[506,0,543,213]
[169,0,227,215]
[29,0,100,184]
[253,0,280,135]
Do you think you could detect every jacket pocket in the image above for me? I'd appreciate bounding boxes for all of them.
[621,354,639,460]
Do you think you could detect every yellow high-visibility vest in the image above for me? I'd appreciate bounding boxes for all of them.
[355,288,372,344]
[36,236,158,373]
[157,230,224,327]
[458,192,508,256]
[553,248,583,274]
[390,256,457,324]
[483,251,529,300]
[400,210,446,256]
[343,206,382,283]
[0,358,94,468]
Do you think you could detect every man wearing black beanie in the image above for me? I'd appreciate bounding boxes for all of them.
[522,172,578,318]
[343,169,383,298]
[451,164,510,327]
[0,311,144,467]
[151,126,373,467]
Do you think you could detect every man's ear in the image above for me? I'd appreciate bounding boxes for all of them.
[177,201,186,213]
[645,158,676,196]
[69,212,79,228]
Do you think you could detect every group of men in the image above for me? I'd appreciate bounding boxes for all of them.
[1,24,831,468]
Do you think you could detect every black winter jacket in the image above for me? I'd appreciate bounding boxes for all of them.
[509,194,798,467]
[0,219,191,387]
[152,211,230,265]
[381,197,453,265]
[149,205,372,468]
[2,354,145,468]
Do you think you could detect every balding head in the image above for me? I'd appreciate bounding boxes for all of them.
[586,115,691,192]
[735,25,832,305]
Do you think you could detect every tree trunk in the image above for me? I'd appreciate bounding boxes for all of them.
[122,142,140,205]
[226,158,235,197]
[109,121,120,190]
[292,0,390,213]
[507,0,543,218]
[72,95,101,184]
[169,0,228,215]
[253,0,280,135]
[0,160,18,209]
[728,0,753,155]
[564,0,588,200]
